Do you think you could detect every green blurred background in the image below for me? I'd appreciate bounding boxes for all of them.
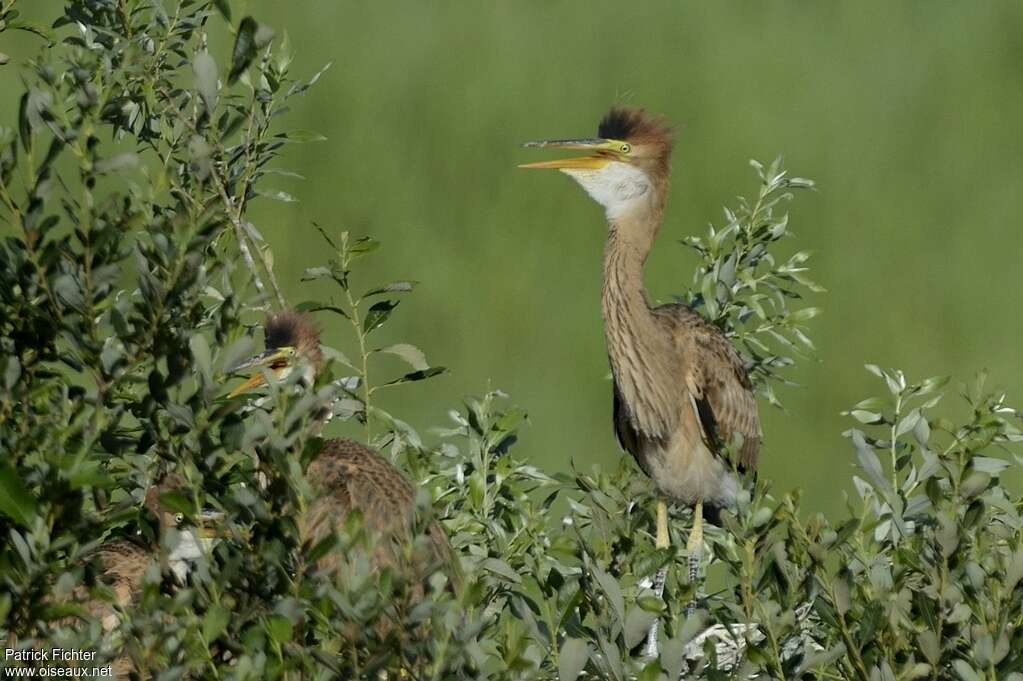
[3,2,1022,515]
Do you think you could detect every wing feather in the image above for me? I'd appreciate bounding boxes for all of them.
[655,304,762,472]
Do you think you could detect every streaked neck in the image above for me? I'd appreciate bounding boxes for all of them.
[601,214,679,438]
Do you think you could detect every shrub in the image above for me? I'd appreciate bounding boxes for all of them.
[1,2,1021,680]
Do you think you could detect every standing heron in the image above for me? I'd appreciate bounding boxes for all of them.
[229,311,459,588]
[520,107,761,653]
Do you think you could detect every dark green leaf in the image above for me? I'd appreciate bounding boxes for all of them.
[0,462,37,526]
[203,604,230,642]
[213,0,232,21]
[383,367,446,386]
[228,17,274,84]
[362,300,397,334]
[280,130,327,143]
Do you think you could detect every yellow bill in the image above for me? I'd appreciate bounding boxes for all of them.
[226,346,296,398]
[519,137,631,170]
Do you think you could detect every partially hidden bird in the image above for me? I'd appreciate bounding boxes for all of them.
[520,107,761,654]
[67,474,219,678]
[229,311,459,589]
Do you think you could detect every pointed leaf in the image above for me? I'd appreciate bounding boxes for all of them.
[0,463,37,526]
[362,300,397,334]
[228,17,273,84]
[558,638,590,681]
[193,50,219,111]
[374,343,429,371]
[363,281,415,298]
[213,0,232,21]
[189,334,213,383]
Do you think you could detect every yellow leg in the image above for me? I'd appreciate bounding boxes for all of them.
[685,499,703,554]
[655,499,670,550]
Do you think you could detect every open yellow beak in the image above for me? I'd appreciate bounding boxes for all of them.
[226,346,294,398]
[518,137,629,170]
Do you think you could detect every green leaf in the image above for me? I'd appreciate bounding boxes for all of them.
[849,409,883,424]
[6,19,54,43]
[17,92,30,152]
[295,301,350,319]
[624,607,657,649]
[953,660,982,681]
[558,638,590,681]
[221,335,257,374]
[193,50,219,111]
[266,615,293,644]
[280,130,327,143]
[213,0,232,21]
[851,430,888,491]
[189,334,213,383]
[349,236,380,258]
[972,456,1009,476]
[383,367,447,386]
[0,462,37,526]
[320,345,357,370]
[895,409,922,438]
[158,491,193,516]
[362,300,398,334]
[363,281,415,297]
[590,560,625,626]
[228,17,274,84]
[482,557,520,583]
[203,604,230,642]
[374,343,429,371]
[4,355,20,390]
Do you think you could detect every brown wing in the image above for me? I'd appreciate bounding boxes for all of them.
[303,438,457,583]
[654,304,762,472]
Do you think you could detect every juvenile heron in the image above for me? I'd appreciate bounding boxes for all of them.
[69,475,218,678]
[229,311,458,587]
[79,474,219,629]
[521,107,761,653]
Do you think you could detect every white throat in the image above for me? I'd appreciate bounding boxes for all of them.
[563,161,651,220]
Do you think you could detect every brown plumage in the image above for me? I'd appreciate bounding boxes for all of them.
[524,105,761,515]
[264,310,324,370]
[56,477,192,679]
[235,312,459,587]
[523,104,761,654]
[78,477,183,628]
[302,438,457,585]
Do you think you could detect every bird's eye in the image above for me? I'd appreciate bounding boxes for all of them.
[174,513,184,523]
[620,143,631,154]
